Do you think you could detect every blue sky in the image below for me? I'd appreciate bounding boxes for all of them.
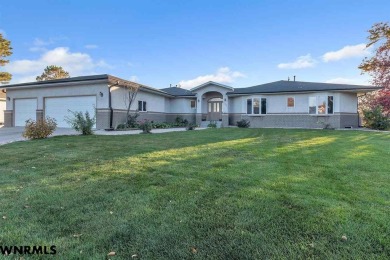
[1,0,389,89]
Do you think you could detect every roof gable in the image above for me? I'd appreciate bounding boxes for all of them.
[190,81,234,91]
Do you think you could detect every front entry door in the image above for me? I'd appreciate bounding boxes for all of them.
[208,101,222,121]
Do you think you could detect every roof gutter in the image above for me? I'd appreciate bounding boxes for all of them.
[227,87,382,96]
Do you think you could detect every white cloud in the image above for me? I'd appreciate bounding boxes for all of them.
[29,38,53,52]
[29,36,68,52]
[325,77,369,85]
[33,38,54,46]
[0,29,6,37]
[278,54,317,69]
[129,75,139,82]
[322,44,371,62]
[5,47,111,83]
[85,44,98,49]
[178,67,245,89]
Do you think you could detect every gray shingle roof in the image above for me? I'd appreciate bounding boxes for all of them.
[159,87,195,96]
[4,74,109,88]
[229,80,381,95]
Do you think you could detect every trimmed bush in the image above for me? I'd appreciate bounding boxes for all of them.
[65,110,96,135]
[207,123,217,128]
[363,106,390,130]
[186,123,197,131]
[138,119,153,133]
[116,123,127,130]
[126,113,139,128]
[237,119,250,128]
[23,117,57,139]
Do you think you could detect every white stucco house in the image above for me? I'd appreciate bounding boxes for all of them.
[1,74,380,129]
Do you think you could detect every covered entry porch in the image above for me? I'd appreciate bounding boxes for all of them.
[191,81,233,127]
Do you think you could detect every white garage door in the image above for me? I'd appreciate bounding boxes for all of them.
[14,98,37,126]
[45,96,96,128]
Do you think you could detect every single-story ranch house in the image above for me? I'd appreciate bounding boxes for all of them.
[1,74,380,129]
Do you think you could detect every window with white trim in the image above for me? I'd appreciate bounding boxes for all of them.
[287,97,295,108]
[308,96,333,114]
[138,100,147,111]
[247,97,267,114]
[190,100,196,109]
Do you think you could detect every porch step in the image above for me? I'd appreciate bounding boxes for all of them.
[200,120,222,128]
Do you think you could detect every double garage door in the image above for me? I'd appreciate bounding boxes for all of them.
[14,99,38,126]
[14,96,96,128]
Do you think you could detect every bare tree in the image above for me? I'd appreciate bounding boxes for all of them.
[109,76,140,127]
[123,84,140,120]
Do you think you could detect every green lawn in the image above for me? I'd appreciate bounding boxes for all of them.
[0,128,389,259]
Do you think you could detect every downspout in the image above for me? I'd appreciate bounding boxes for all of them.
[108,81,119,130]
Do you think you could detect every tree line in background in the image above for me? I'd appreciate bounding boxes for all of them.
[36,65,70,81]
[0,33,13,84]
[1,33,70,83]
[359,22,390,129]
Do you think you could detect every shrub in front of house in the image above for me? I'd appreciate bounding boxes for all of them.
[65,110,96,135]
[23,117,57,139]
[363,106,390,130]
[126,112,140,128]
[175,116,188,126]
[207,123,217,128]
[152,122,172,129]
[237,119,250,128]
[138,119,153,133]
[186,123,197,131]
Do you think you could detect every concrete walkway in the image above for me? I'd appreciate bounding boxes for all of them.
[0,126,207,146]
[95,127,207,135]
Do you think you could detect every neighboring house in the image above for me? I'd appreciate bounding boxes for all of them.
[2,74,380,129]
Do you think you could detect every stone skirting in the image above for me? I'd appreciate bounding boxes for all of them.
[96,109,111,129]
[3,110,13,127]
[222,113,229,127]
[36,110,44,121]
[111,110,197,129]
[229,113,359,129]
[3,109,359,129]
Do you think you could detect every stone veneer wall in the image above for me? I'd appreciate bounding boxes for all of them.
[229,113,359,129]
[111,110,196,129]
[36,110,44,121]
[96,109,111,129]
[3,110,13,127]
[222,114,229,127]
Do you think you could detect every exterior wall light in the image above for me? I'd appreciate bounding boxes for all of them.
[7,97,11,101]
[99,92,104,97]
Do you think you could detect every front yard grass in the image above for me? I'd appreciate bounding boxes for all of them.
[0,128,389,259]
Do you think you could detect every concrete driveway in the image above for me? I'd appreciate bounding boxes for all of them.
[0,126,78,145]
[0,126,207,146]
